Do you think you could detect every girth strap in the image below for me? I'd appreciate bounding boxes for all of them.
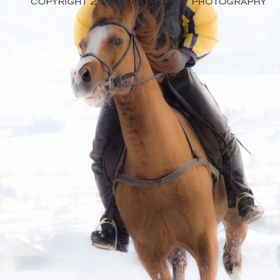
[113,156,219,191]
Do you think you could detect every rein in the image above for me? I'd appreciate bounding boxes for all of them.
[80,21,163,93]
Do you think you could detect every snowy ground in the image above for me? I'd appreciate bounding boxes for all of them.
[1,74,280,279]
[1,1,280,279]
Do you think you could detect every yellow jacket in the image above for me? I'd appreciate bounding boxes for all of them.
[74,1,218,65]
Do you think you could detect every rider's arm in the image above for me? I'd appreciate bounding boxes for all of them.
[74,0,95,52]
[180,1,218,67]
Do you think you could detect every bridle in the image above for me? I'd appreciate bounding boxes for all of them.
[80,21,163,93]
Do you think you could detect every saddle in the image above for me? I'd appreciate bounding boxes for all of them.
[103,103,222,188]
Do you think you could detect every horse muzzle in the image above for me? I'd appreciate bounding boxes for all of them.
[71,64,91,93]
[71,66,108,108]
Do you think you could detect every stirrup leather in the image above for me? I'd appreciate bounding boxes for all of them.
[236,193,264,224]
[93,218,118,251]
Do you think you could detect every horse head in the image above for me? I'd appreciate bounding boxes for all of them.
[71,0,176,107]
[71,2,141,107]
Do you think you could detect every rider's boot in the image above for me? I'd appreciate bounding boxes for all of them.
[219,128,264,224]
[90,214,129,252]
[162,68,264,224]
[90,106,129,252]
[89,169,129,252]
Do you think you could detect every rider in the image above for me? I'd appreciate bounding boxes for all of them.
[74,0,264,252]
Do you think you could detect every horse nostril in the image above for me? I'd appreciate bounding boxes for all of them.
[80,69,91,84]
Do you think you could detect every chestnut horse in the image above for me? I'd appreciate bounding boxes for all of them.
[71,2,247,279]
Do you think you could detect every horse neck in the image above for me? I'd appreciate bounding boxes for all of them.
[114,60,191,179]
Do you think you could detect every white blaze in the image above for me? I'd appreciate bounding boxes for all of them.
[85,26,109,54]
[71,26,110,76]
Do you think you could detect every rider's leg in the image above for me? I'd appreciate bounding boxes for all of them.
[162,68,263,224]
[89,99,129,252]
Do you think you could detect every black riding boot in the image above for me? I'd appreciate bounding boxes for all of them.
[218,128,263,223]
[89,101,129,252]
[162,68,263,224]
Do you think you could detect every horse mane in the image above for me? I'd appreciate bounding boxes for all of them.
[92,0,177,75]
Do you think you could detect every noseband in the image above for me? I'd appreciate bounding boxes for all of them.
[80,21,163,93]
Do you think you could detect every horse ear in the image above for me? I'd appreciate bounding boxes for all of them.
[91,3,107,27]
[91,1,138,30]
[120,2,137,30]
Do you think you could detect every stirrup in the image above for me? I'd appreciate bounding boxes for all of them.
[93,218,118,251]
[236,193,264,224]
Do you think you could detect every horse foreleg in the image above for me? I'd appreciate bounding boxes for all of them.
[134,241,171,280]
[167,247,187,280]
[194,228,219,280]
[222,208,248,280]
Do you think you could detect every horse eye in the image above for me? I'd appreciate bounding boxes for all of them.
[114,38,123,46]
[79,43,83,50]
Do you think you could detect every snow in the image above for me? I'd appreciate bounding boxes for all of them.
[230,267,243,280]
[0,1,280,279]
